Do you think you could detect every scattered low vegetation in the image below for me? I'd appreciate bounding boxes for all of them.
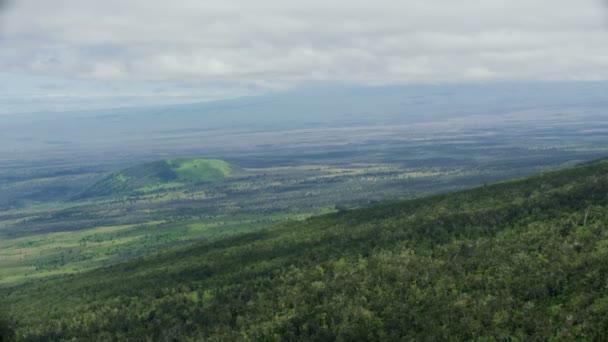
[5,146,575,286]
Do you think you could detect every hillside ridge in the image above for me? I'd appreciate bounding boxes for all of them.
[4,159,608,340]
[76,158,240,199]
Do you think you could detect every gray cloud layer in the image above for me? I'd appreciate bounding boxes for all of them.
[2,0,608,87]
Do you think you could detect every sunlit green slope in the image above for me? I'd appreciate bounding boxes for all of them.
[3,159,608,340]
[76,158,240,198]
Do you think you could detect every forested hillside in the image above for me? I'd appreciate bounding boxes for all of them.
[3,160,608,340]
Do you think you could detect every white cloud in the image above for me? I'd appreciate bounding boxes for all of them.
[1,0,608,87]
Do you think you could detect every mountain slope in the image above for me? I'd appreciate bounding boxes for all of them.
[77,158,240,198]
[4,160,608,340]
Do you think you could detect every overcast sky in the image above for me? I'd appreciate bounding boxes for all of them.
[1,0,607,113]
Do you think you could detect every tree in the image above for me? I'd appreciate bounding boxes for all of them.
[0,314,15,342]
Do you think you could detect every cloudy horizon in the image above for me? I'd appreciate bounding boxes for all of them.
[1,0,607,113]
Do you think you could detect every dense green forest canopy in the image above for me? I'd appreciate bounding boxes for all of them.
[3,159,608,340]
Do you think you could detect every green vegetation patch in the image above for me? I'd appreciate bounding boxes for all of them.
[167,158,240,182]
[78,158,239,199]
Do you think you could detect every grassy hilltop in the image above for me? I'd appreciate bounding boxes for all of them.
[77,158,240,198]
[3,159,608,340]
